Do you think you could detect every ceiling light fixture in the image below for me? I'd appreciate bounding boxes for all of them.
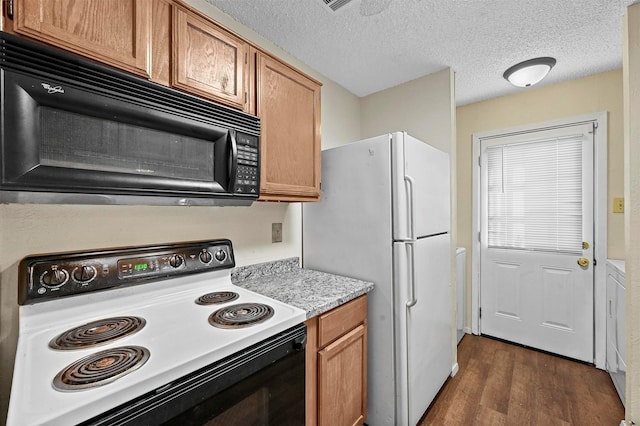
[503,57,556,88]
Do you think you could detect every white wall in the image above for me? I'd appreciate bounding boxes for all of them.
[623,4,640,422]
[361,68,455,154]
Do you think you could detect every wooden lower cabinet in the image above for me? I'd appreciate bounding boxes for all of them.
[306,295,367,426]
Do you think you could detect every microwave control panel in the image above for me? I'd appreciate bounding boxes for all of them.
[234,132,259,195]
[18,240,235,305]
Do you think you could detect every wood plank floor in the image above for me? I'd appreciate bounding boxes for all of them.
[419,335,624,426]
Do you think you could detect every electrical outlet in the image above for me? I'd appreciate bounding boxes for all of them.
[613,197,624,213]
[272,223,282,243]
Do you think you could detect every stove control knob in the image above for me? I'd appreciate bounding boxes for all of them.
[42,269,69,288]
[214,249,227,262]
[73,265,97,283]
[199,250,213,264]
[169,254,184,268]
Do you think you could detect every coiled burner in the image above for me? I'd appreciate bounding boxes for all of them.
[52,346,150,391]
[208,303,274,329]
[49,316,146,350]
[195,291,239,305]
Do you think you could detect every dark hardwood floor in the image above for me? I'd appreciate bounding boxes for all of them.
[419,335,624,426]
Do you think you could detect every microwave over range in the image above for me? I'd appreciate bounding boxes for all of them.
[0,32,260,206]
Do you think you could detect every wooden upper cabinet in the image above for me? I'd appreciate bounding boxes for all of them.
[150,0,172,86]
[12,0,151,77]
[172,7,249,111]
[257,52,321,201]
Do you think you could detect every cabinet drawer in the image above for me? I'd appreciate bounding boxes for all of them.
[318,296,367,348]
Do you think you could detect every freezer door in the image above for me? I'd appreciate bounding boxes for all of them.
[303,134,393,281]
[394,233,452,425]
[391,132,450,240]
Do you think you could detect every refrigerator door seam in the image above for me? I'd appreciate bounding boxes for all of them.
[415,231,450,240]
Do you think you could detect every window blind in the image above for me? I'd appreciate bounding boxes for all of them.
[486,135,583,254]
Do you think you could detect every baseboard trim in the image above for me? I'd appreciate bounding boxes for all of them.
[451,362,459,377]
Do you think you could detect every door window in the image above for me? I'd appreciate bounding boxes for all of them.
[486,136,583,254]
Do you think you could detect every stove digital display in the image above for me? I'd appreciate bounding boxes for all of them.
[118,256,160,278]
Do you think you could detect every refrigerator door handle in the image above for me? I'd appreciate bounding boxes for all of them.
[404,175,416,240]
[406,241,418,308]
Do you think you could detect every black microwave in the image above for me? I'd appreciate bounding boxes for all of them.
[0,32,260,206]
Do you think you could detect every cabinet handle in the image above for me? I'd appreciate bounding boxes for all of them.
[609,300,612,318]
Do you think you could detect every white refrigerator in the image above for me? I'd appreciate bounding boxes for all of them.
[303,132,452,426]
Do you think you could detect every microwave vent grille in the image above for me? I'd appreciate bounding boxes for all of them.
[0,33,260,137]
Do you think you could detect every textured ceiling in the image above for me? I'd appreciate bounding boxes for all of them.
[206,0,636,105]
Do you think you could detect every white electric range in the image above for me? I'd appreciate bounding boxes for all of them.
[7,239,306,425]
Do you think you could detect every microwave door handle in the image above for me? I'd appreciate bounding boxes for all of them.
[228,131,238,189]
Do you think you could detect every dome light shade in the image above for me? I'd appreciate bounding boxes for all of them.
[503,57,556,87]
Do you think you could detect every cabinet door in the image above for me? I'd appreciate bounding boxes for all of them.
[173,7,248,110]
[257,52,321,201]
[606,271,617,374]
[13,0,151,77]
[150,0,172,86]
[318,324,367,426]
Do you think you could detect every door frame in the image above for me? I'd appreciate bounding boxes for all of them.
[471,112,608,368]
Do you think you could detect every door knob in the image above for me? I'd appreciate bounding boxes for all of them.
[577,257,589,267]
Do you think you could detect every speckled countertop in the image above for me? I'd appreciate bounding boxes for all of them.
[231,257,374,319]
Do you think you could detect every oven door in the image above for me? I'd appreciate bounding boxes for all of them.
[81,324,306,426]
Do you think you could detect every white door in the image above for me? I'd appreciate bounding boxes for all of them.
[394,233,451,425]
[479,123,594,362]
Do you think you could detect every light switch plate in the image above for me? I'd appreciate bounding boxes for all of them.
[613,197,624,213]
[272,223,283,243]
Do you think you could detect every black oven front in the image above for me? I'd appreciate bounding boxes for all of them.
[82,324,306,426]
[0,31,260,206]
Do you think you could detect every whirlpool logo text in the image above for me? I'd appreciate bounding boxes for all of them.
[41,83,65,94]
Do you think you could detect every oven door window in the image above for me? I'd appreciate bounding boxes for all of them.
[80,324,306,426]
[2,70,232,196]
[165,349,304,425]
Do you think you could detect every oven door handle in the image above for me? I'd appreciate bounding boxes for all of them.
[228,130,238,190]
[294,334,307,351]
